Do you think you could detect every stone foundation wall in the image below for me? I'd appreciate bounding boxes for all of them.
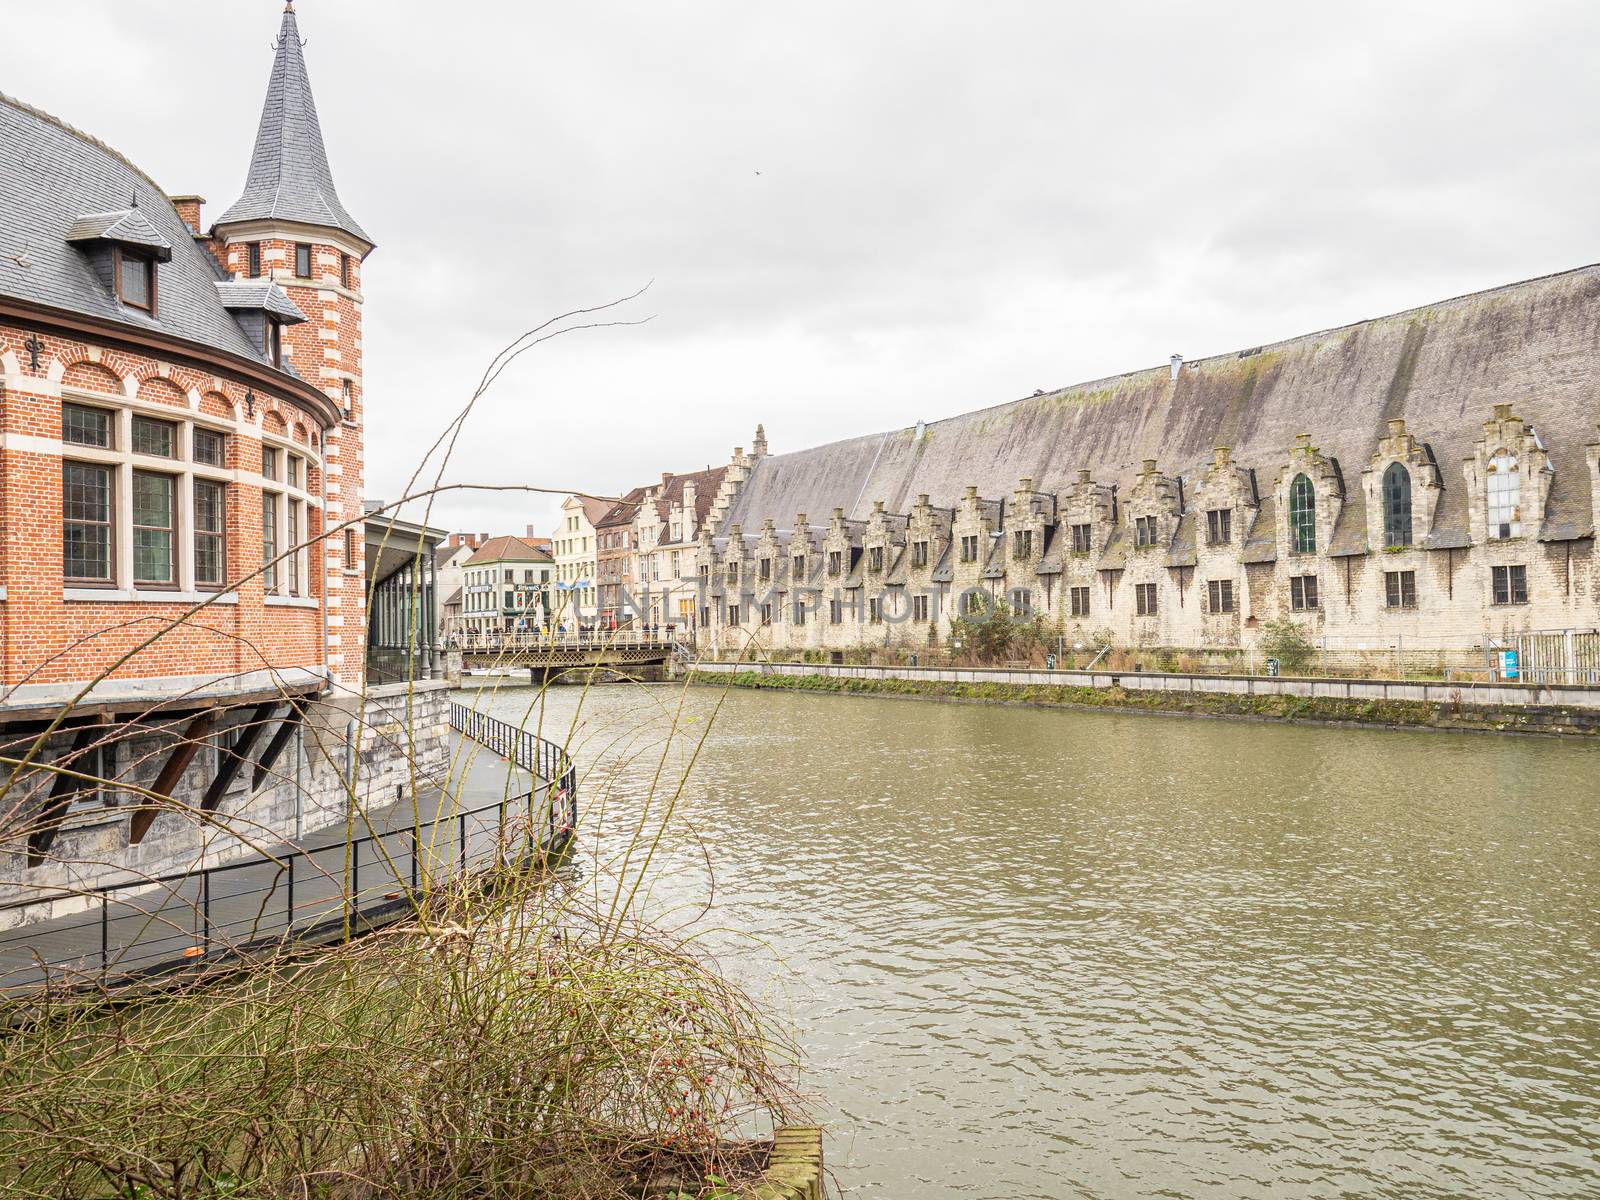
[0,680,453,921]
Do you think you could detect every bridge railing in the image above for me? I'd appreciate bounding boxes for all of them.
[452,627,689,654]
[0,711,577,994]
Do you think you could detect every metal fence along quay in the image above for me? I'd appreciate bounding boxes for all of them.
[0,706,577,995]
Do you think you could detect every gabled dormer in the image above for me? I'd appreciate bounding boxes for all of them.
[1190,445,1258,555]
[951,486,1000,573]
[861,499,906,578]
[66,208,173,317]
[1275,434,1345,559]
[904,493,952,577]
[1061,469,1117,560]
[1005,476,1055,570]
[753,517,783,588]
[821,507,862,583]
[1363,418,1442,551]
[1123,459,1182,554]
[215,280,308,370]
[1463,403,1553,544]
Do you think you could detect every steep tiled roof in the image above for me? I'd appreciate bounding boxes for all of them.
[215,5,371,246]
[653,466,729,524]
[464,535,553,566]
[0,93,282,367]
[724,265,1600,547]
[596,485,648,530]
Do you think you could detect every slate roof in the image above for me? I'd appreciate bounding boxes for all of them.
[0,92,284,368]
[1165,512,1199,568]
[723,265,1600,549]
[65,208,172,258]
[215,280,308,324]
[215,6,371,247]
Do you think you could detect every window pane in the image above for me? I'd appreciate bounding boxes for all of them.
[120,254,151,308]
[63,461,112,524]
[62,404,113,448]
[295,244,311,277]
[63,462,113,581]
[131,416,175,458]
[1290,474,1316,553]
[263,497,279,589]
[132,472,175,584]
[262,447,279,480]
[194,479,226,588]
[193,428,225,467]
[288,503,301,593]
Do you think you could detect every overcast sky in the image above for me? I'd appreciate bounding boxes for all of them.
[10,2,1599,536]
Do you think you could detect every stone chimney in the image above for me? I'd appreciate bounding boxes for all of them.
[1169,354,1183,381]
[1213,445,1231,467]
[170,195,205,235]
[752,424,768,457]
[1077,469,1092,484]
[1142,458,1158,476]
[681,480,698,536]
[661,471,672,487]
[964,485,978,500]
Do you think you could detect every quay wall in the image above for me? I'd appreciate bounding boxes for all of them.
[690,661,1600,735]
[0,680,453,923]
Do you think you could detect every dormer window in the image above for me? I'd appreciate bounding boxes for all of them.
[115,247,156,313]
[266,319,284,367]
[1134,516,1159,548]
[67,208,173,316]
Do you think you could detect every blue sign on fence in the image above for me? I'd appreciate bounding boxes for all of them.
[1500,648,1520,680]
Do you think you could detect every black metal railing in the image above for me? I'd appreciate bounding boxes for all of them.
[0,713,577,995]
[449,702,578,841]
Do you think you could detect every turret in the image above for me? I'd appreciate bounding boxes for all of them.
[215,2,371,686]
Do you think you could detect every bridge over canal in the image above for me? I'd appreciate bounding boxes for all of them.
[453,629,691,679]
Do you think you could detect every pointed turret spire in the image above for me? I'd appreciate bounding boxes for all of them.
[216,3,372,247]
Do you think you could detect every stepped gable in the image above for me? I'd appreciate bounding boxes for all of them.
[723,265,1600,545]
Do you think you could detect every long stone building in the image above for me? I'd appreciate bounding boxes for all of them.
[693,267,1600,665]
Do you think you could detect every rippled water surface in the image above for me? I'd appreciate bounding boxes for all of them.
[466,683,1600,1199]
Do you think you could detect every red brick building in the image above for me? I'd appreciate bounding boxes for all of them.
[0,5,400,893]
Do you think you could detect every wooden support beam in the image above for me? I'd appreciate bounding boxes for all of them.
[128,711,216,845]
[26,724,100,867]
[251,702,307,791]
[198,702,280,814]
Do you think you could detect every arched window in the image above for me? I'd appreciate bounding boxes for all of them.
[1289,473,1316,553]
[1383,462,1413,548]
[1486,451,1520,539]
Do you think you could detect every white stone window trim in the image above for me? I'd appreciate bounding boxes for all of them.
[63,386,325,470]
[60,390,325,598]
[64,588,241,605]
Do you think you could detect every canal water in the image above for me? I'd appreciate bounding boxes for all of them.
[462,682,1600,1199]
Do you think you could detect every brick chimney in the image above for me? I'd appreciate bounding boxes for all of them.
[170,195,205,235]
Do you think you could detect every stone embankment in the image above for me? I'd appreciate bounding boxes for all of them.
[690,662,1600,736]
